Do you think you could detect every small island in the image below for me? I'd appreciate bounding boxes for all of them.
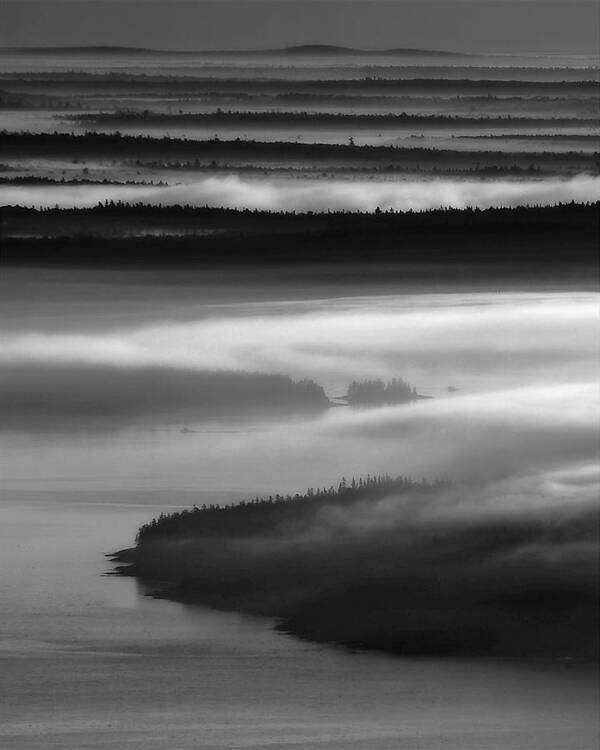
[344,377,424,405]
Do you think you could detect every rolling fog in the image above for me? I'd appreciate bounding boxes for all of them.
[4,283,593,664]
[1,289,597,499]
[2,291,595,387]
[1,32,599,750]
[150,460,598,657]
[2,174,599,212]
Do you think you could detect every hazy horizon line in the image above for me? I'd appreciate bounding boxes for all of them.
[0,43,471,55]
[1,44,597,58]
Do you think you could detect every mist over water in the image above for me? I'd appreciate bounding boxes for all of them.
[1,289,597,495]
[2,39,599,750]
[2,291,596,384]
[3,174,599,211]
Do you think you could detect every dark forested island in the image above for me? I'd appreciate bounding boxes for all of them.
[112,474,599,658]
[344,378,422,405]
[2,202,598,289]
[1,364,434,429]
[0,363,331,428]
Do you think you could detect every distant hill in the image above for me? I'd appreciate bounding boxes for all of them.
[279,44,467,57]
[0,44,468,57]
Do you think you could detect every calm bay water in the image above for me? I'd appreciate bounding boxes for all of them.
[1,492,598,750]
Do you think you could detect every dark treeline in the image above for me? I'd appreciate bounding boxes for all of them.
[268,93,597,105]
[2,202,598,282]
[2,199,596,232]
[132,160,550,177]
[0,363,331,427]
[134,474,435,546]
[6,93,595,120]
[464,133,600,142]
[2,132,596,172]
[3,73,597,95]
[72,110,590,129]
[0,176,164,186]
[3,90,594,109]
[346,378,419,405]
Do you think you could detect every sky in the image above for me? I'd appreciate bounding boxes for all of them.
[0,1,598,54]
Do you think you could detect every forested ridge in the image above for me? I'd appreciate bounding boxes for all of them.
[135,474,441,545]
[2,131,596,171]
[73,110,590,127]
[3,202,597,272]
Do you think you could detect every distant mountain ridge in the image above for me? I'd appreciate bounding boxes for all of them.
[0,44,468,57]
[279,44,468,56]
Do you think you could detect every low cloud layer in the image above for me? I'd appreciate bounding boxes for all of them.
[317,382,599,481]
[1,291,597,494]
[2,376,597,493]
[1,292,597,393]
[2,174,599,212]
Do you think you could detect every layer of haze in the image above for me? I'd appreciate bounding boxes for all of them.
[1,275,598,747]
[1,290,597,493]
[1,6,598,745]
[3,175,598,212]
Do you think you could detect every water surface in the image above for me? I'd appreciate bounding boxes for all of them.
[1,492,598,750]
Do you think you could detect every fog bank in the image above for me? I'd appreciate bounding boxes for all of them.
[2,175,599,212]
[2,292,596,393]
[1,291,597,493]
